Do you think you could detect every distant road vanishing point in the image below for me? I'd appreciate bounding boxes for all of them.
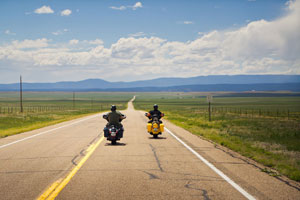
[0,99,299,200]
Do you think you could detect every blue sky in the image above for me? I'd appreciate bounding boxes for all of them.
[1,0,287,46]
[0,0,299,83]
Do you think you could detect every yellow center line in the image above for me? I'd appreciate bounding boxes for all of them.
[37,135,105,200]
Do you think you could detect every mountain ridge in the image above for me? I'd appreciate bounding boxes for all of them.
[0,75,299,91]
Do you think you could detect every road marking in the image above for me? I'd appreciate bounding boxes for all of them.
[0,114,100,150]
[37,135,105,200]
[38,179,62,200]
[165,127,256,200]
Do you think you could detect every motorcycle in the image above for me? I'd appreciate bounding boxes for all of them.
[103,114,126,145]
[145,113,164,138]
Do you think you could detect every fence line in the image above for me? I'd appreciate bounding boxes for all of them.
[0,103,123,114]
[192,106,297,120]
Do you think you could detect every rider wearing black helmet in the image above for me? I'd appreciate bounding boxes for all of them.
[104,105,126,128]
[146,104,163,123]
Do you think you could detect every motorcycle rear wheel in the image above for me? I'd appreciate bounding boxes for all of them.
[111,140,116,145]
[153,134,158,138]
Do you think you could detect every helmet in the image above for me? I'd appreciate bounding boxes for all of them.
[153,104,158,110]
[111,105,116,111]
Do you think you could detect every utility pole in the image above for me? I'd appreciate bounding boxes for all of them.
[207,95,213,121]
[208,101,211,121]
[73,91,75,110]
[20,75,23,113]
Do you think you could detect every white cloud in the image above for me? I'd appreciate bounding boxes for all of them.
[11,38,49,49]
[69,39,79,45]
[132,2,143,10]
[34,5,54,14]
[61,9,72,16]
[128,32,147,37]
[110,6,126,10]
[4,30,16,35]
[1,0,300,82]
[183,21,194,25]
[110,2,143,11]
[52,29,68,36]
[89,39,104,45]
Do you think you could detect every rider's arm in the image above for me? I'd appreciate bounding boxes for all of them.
[118,111,126,119]
[103,113,110,121]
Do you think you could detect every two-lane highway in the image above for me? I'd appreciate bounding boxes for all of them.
[0,100,299,199]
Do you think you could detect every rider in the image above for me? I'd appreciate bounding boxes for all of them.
[146,104,164,123]
[103,105,126,138]
[105,105,126,128]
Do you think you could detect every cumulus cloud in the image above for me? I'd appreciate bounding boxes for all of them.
[34,5,54,14]
[61,9,72,16]
[132,2,143,10]
[69,39,79,45]
[1,0,300,82]
[88,39,104,45]
[11,38,49,49]
[110,2,143,11]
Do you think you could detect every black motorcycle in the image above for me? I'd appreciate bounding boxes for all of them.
[103,114,126,145]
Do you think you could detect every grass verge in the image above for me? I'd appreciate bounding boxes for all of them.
[134,95,300,181]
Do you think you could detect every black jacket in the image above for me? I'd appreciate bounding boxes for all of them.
[148,110,162,119]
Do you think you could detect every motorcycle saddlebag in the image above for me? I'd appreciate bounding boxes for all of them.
[118,128,124,139]
[147,123,152,132]
[160,123,164,132]
[104,127,109,137]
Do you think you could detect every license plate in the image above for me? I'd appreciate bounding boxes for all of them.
[154,128,158,132]
[111,132,116,136]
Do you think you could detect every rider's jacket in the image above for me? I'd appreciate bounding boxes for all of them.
[148,110,162,119]
[107,110,124,127]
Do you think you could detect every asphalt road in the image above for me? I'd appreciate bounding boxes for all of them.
[0,99,299,200]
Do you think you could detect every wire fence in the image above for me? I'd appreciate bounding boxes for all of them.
[0,104,119,114]
[192,106,298,120]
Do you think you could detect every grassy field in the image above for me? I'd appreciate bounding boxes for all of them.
[0,92,133,138]
[133,92,300,181]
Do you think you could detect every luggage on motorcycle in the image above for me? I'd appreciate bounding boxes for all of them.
[147,123,164,133]
[118,128,124,138]
[147,123,152,132]
[160,123,164,132]
[104,127,109,137]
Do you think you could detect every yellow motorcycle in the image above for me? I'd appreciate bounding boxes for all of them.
[145,113,164,138]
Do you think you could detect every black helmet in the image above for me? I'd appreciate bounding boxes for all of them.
[111,105,116,111]
[153,104,158,110]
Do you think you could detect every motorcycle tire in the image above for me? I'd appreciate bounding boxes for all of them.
[111,140,116,145]
[153,134,158,138]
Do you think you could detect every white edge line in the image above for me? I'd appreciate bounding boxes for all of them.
[0,114,100,150]
[165,127,256,200]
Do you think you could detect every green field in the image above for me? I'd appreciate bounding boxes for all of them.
[0,92,133,138]
[2,91,300,181]
[133,92,300,181]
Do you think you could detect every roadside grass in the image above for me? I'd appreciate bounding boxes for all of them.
[133,93,300,181]
[0,92,133,138]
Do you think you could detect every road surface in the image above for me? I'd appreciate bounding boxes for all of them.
[0,99,299,200]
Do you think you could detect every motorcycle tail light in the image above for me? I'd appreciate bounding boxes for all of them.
[111,132,116,136]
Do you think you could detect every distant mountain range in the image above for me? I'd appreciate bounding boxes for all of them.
[0,75,299,92]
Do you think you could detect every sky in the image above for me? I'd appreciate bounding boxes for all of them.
[0,0,299,83]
